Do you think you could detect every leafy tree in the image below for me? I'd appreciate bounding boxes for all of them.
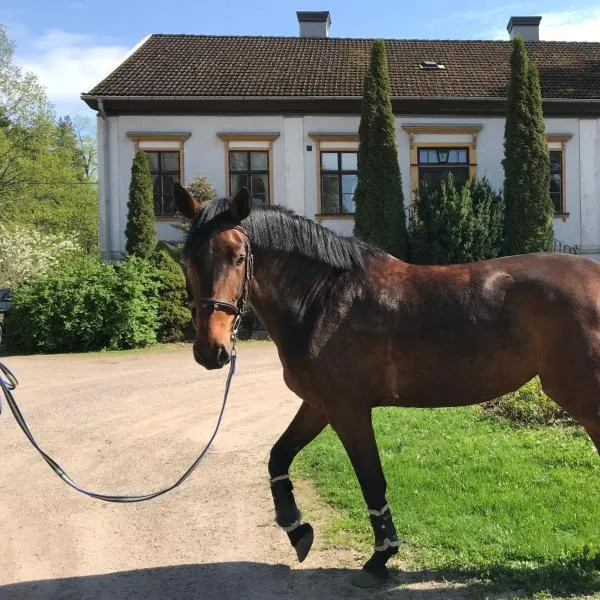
[502,37,553,255]
[0,26,98,252]
[125,150,156,258]
[353,39,407,259]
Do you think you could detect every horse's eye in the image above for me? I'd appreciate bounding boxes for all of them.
[236,255,246,266]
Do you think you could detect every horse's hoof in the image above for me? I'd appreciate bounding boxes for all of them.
[292,523,314,562]
[351,566,389,588]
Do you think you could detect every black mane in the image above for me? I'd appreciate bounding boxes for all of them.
[184,198,380,270]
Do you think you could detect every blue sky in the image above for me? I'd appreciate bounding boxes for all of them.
[2,0,600,120]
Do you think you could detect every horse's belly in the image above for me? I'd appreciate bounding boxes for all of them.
[386,342,535,408]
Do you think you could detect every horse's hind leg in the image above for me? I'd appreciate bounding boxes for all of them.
[268,402,328,562]
[541,359,600,453]
[328,408,399,588]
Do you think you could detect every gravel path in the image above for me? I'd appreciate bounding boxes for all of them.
[0,343,485,599]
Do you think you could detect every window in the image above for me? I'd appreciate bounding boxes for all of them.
[320,151,357,214]
[402,125,481,197]
[126,132,190,219]
[546,134,572,217]
[217,133,279,206]
[229,151,269,208]
[145,151,180,217]
[549,150,563,214]
[417,147,469,189]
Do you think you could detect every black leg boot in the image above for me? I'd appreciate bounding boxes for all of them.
[352,503,400,588]
[270,474,314,562]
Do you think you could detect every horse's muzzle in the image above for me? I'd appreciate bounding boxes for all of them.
[193,343,230,370]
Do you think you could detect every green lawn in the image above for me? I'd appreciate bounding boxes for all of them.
[294,407,600,597]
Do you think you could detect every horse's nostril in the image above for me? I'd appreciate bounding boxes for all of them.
[216,345,230,367]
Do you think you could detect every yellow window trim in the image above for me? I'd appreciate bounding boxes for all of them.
[313,143,359,217]
[547,134,573,219]
[128,134,190,219]
[219,136,277,204]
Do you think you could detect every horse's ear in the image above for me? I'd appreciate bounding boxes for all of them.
[228,187,251,222]
[173,182,201,219]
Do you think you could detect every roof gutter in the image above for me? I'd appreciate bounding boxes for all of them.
[80,94,600,103]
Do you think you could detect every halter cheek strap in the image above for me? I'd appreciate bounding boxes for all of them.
[188,225,254,337]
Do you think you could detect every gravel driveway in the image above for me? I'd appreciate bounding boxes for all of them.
[0,342,483,599]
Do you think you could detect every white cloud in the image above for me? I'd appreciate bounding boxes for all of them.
[10,25,132,115]
[484,7,600,41]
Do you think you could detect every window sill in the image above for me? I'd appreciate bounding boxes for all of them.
[315,213,355,220]
[553,212,570,222]
[155,216,179,222]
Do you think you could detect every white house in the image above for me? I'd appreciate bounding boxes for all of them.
[81,12,600,260]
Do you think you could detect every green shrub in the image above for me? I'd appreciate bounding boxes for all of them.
[7,255,158,353]
[410,175,503,265]
[151,244,190,342]
[108,256,159,349]
[483,378,572,426]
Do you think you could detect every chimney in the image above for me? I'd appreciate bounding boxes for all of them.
[507,16,542,41]
[297,11,331,38]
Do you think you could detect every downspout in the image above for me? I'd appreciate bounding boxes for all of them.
[96,99,111,260]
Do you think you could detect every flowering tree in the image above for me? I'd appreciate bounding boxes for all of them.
[0,224,81,287]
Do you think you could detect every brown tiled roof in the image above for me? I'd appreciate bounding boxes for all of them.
[86,34,600,100]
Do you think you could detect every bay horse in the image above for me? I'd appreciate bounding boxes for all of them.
[173,182,600,587]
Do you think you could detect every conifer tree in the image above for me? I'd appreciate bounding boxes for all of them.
[125,150,156,258]
[503,37,553,254]
[354,40,407,258]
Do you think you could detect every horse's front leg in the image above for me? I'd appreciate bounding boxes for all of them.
[268,401,328,562]
[330,408,400,588]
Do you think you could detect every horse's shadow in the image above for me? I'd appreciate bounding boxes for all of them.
[1,558,598,600]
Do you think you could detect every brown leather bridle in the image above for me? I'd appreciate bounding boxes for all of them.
[188,225,254,339]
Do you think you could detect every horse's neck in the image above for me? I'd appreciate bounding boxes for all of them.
[247,246,315,350]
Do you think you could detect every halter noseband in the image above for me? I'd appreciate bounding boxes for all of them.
[188,224,254,337]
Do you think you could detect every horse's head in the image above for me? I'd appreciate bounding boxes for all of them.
[174,183,252,370]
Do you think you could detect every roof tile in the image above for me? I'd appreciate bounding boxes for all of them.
[86,35,600,100]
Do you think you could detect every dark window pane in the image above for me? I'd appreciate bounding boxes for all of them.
[251,174,269,204]
[322,174,340,213]
[550,193,561,213]
[419,167,469,189]
[341,174,357,214]
[145,151,159,171]
[252,195,268,208]
[250,151,268,171]
[342,194,356,214]
[161,173,179,216]
[550,173,561,194]
[321,152,338,171]
[230,152,248,171]
[341,173,357,197]
[341,152,357,171]
[161,152,180,172]
[550,151,562,172]
[231,173,249,196]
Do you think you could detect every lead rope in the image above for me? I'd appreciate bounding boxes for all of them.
[0,346,236,503]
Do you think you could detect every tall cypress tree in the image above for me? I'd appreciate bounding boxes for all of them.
[354,39,407,259]
[503,37,553,255]
[125,150,156,258]
[525,63,554,252]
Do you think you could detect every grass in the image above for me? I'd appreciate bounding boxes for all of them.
[294,406,600,597]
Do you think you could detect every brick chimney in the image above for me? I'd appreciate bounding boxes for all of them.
[297,11,331,38]
[507,16,542,41]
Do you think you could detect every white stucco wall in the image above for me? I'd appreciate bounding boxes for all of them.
[100,113,593,259]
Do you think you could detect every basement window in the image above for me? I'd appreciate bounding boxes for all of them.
[420,60,445,70]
